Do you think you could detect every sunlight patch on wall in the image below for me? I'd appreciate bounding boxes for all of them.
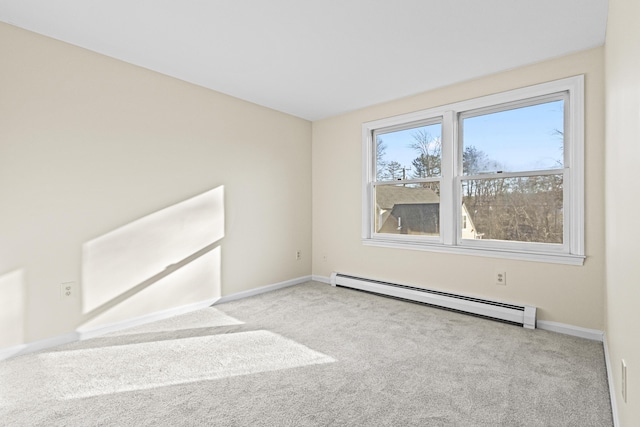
[81,186,224,328]
[0,270,25,348]
[36,331,335,399]
[79,247,222,330]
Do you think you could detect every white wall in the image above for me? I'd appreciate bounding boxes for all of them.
[312,48,605,330]
[605,0,640,423]
[0,23,312,346]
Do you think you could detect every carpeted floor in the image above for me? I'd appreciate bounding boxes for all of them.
[0,281,613,426]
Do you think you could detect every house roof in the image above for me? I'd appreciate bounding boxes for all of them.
[376,186,440,210]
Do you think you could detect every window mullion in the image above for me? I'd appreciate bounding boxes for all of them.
[362,128,374,239]
[440,111,455,245]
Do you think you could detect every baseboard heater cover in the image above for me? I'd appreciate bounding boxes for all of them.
[330,273,536,329]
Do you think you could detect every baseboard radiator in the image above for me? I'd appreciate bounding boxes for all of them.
[330,273,536,329]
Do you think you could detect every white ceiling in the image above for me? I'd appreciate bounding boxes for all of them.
[0,1,608,121]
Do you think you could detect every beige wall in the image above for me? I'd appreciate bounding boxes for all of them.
[0,23,312,346]
[312,48,605,330]
[605,0,640,423]
[1,12,632,421]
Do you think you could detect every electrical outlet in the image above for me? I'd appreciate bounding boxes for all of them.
[495,271,507,286]
[60,282,76,299]
[622,359,627,403]
[296,250,302,261]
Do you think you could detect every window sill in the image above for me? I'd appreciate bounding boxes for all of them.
[362,238,585,266]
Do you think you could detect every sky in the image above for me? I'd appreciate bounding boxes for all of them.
[377,100,564,177]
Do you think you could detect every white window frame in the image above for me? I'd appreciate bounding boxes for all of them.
[372,117,444,244]
[362,75,585,265]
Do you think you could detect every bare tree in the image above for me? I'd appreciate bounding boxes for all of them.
[410,130,441,178]
[384,161,404,181]
[375,137,388,181]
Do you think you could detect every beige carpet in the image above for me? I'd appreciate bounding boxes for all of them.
[0,281,612,426]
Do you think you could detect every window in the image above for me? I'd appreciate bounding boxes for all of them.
[374,119,442,238]
[362,76,584,265]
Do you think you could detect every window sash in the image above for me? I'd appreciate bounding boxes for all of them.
[457,170,567,251]
[458,93,569,175]
[457,92,567,122]
[373,118,444,182]
[373,117,442,140]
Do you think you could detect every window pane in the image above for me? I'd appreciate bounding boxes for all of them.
[461,175,563,243]
[376,122,442,181]
[374,183,440,236]
[462,100,564,174]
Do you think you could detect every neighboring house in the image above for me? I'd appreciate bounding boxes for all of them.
[460,207,479,240]
[376,185,479,239]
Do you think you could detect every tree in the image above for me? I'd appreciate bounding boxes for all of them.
[459,144,564,243]
[461,145,504,201]
[462,174,563,243]
[410,130,441,178]
[411,155,429,178]
[384,161,404,181]
[375,137,389,181]
[463,146,486,175]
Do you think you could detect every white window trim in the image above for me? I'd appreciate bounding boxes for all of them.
[362,75,585,266]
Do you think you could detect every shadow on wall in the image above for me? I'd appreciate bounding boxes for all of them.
[78,186,225,332]
[0,269,26,348]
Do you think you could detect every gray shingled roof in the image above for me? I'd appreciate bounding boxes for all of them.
[375,185,440,210]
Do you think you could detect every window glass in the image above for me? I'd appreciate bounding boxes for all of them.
[462,100,564,174]
[461,175,563,243]
[374,183,440,236]
[376,122,442,181]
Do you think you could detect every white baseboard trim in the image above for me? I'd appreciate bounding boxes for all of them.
[215,275,313,305]
[0,275,313,361]
[603,334,620,427]
[0,332,79,361]
[76,297,220,340]
[311,274,331,284]
[536,320,604,341]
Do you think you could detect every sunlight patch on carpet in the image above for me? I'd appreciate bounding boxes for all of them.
[104,307,244,337]
[37,331,335,399]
